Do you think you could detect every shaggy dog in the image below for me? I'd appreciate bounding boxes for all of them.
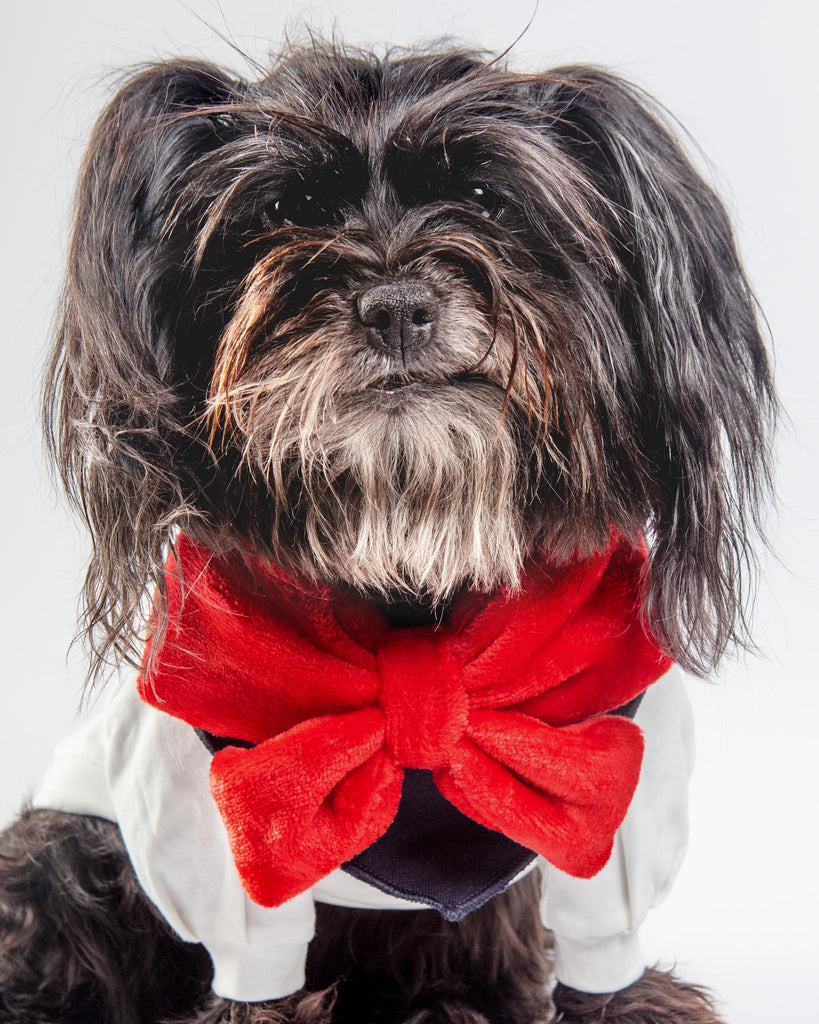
[0,43,774,1024]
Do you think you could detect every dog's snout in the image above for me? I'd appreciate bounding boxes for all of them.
[357,280,439,358]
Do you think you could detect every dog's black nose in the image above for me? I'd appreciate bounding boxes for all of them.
[357,280,439,357]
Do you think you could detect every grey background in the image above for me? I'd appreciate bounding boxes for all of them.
[1,2,817,1021]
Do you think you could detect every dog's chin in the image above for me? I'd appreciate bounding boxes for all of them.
[249,375,535,604]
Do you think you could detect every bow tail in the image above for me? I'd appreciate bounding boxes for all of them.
[435,711,645,879]
[209,707,402,906]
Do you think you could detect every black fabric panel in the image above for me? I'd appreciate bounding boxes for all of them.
[614,692,645,720]
[343,767,536,921]
[195,728,254,754]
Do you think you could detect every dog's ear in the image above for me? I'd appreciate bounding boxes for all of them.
[530,67,776,674]
[44,61,245,688]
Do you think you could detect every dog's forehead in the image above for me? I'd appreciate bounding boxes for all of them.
[253,50,521,157]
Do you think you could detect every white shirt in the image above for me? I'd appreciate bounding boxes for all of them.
[33,666,693,1002]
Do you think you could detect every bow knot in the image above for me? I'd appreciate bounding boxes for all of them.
[377,634,468,770]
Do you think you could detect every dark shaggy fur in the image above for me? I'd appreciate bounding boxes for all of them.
[3,39,774,1024]
[44,42,773,688]
[0,808,212,1022]
[552,970,723,1023]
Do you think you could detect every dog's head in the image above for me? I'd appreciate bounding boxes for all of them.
[45,43,774,682]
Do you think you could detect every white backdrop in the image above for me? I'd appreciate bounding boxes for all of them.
[1,2,817,1022]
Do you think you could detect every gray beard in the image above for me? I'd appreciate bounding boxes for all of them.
[246,379,533,601]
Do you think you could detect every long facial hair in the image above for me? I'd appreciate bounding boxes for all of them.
[206,226,559,601]
[43,44,775,688]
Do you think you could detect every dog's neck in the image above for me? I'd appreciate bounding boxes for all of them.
[371,592,461,629]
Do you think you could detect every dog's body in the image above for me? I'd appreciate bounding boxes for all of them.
[0,43,773,1024]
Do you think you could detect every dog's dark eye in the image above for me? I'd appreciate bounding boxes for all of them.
[267,189,333,228]
[466,185,504,220]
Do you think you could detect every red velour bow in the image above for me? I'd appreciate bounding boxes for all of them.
[138,533,672,908]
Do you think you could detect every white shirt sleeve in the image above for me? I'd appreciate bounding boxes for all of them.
[538,666,695,993]
[33,674,315,1003]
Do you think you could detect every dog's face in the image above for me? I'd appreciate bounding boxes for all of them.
[45,45,774,681]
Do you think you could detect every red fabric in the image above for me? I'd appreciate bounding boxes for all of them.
[138,533,672,907]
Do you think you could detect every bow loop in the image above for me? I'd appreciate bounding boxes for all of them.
[436,710,645,878]
[208,708,402,907]
[377,634,467,769]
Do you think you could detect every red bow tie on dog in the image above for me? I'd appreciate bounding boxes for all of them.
[138,533,672,907]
